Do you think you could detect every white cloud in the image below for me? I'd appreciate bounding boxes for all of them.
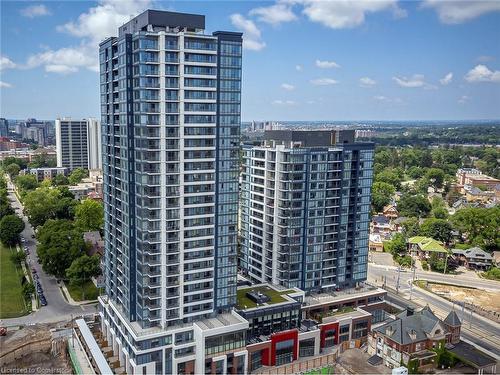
[295,65,303,71]
[392,74,436,89]
[249,3,297,25]
[281,83,295,91]
[45,65,79,74]
[0,81,13,88]
[464,64,500,83]
[273,99,297,105]
[477,55,494,63]
[310,78,338,86]
[57,0,151,45]
[359,77,376,87]
[230,14,266,51]
[439,72,453,85]
[21,1,151,74]
[295,0,406,29]
[0,56,16,71]
[422,0,500,24]
[373,95,402,103]
[315,59,340,69]
[25,45,99,74]
[20,4,51,18]
[458,95,470,104]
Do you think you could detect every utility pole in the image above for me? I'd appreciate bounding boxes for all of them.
[443,253,448,274]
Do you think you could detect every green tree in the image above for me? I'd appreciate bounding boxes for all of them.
[375,169,401,189]
[451,207,500,251]
[425,168,445,188]
[384,233,406,256]
[55,197,78,220]
[23,187,60,228]
[37,219,87,278]
[407,166,424,179]
[397,194,431,218]
[68,168,88,185]
[432,207,448,219]
[2,157,27,170]
[401,217,420,237]
[0,214,25,246]
[74,199,104,232]
[15,174,39,193]
[52,174,69,186]
[420,218,453,243]
[66,255,101,285]
[22,282,35,300]
[0,188,14,217]
[371,182,395,213]
[10,250,27,265]
[5,163,20,177]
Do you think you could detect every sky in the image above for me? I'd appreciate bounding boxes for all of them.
[1,0,500,122]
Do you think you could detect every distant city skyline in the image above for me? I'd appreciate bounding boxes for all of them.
[1,0,500,121]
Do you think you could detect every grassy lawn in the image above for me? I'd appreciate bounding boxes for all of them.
[66,280,99,302]
[0,244,28,318]
[236,286,295,309]
[304,366,335,375]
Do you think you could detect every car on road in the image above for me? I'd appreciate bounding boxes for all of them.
[21,237,25,243]
[32,267,37,273]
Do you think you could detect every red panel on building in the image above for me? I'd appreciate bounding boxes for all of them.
[320,322,339,348]
[270,329,299,366]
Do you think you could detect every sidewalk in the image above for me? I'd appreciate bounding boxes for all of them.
[15,244,37,312]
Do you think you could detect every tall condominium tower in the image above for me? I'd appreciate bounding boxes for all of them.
[55,118,89,170]
[240,130,374,292]
[98,10,247,375]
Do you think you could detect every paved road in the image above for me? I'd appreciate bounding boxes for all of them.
[368,264,500,359]
[1,180,97,327]
[369,263,500,292]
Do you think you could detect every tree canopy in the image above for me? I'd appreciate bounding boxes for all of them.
[74,199,104,232]
[397,194,431,218]
[68,168,88,185]
[66,255,101,285]
[0,214,25,246]
[37,219,87,278]
[371,182,395,213]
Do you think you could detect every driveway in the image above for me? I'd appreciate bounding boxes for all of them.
[2,181,98,327]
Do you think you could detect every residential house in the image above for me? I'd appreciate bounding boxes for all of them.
[452,247,493,270]
[369,234,384,252]
[407,236,449,260]
[371,215,392,236]
[493,251,500,267]
[368,306,461,370]
[382,204,398,219]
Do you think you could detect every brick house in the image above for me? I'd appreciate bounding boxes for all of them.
[368,306,461,370]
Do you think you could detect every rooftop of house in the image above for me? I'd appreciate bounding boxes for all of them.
[452,247,493,261]
[235,284,302,310]
[375,306,457,346]
[372,215,390,225]
[408,236,448,253]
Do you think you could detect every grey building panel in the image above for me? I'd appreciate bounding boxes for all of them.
[119,9,205,36]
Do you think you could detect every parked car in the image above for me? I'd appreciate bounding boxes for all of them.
[32,267,37,273]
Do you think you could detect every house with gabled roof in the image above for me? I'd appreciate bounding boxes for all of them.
[368,306,461,370]
[452,247,493,270]
[407,236,449,260]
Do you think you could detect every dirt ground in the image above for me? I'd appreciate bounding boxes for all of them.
[1,323,72,374]
[427,284,500,313]
[4,350,73,374]
[336,348,391,374]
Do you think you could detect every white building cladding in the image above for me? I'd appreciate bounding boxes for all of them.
[87,118,102,170]
[240,130,374,292]
[98,10,245,374]
[55,118,89,170]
